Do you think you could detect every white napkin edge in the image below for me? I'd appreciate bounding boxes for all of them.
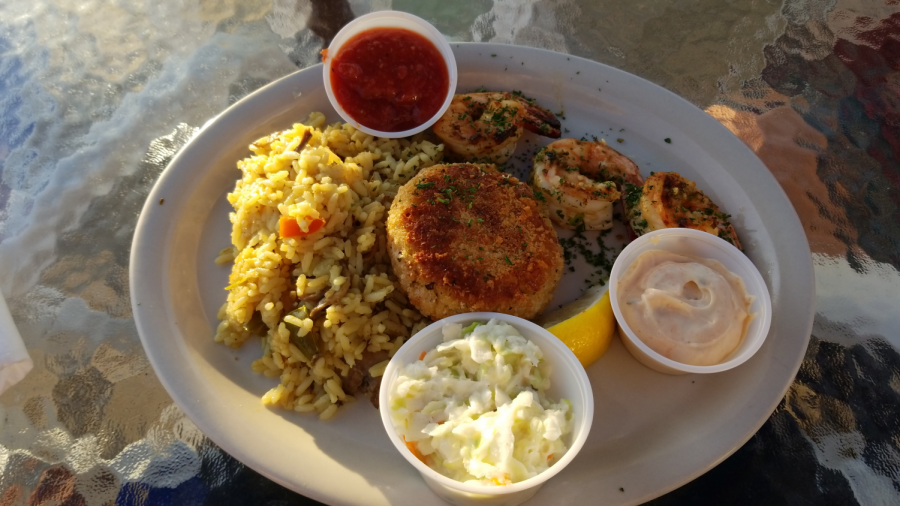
[0,291,33,396]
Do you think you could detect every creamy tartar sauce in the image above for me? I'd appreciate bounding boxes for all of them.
[388,320,572,485]
[617,250,753,366]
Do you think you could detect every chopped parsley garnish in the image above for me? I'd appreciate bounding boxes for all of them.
[623,183,643,208]
[557,225,619,285]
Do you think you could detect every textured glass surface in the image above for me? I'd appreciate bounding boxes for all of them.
[0,0,897,504]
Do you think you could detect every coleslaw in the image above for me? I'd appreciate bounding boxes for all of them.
[387,319,572,485]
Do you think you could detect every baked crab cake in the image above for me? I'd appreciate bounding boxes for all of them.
[387,163,564,320]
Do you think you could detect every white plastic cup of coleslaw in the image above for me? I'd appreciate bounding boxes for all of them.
[378,312,593,506]
[609,228,773,375]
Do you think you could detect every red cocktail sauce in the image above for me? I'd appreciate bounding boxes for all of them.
[329,27,449,133]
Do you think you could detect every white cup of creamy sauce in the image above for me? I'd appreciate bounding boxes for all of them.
[609,228,772,375]
[379,313,593,506]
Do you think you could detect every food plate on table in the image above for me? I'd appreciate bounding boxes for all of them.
[130,42,814,505]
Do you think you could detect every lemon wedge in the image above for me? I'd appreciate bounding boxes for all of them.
[536,284,616,367]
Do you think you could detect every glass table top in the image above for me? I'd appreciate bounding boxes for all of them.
[0,0,897,504]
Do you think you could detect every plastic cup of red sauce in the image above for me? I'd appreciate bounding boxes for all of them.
[322,11,458,139]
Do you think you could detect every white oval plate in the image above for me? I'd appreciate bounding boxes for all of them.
[131,43,814,505]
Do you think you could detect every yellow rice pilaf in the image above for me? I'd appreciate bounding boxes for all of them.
[214,112,444,420]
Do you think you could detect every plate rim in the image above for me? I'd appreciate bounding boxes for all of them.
[130,41,815,505]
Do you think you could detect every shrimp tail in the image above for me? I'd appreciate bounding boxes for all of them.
[487,124,520,145]
[520,102,562,138]
[464,122,519,151]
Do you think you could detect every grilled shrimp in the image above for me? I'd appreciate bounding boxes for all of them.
[431,92,561,164]
[531,139,644,230]
[624,172,741,249]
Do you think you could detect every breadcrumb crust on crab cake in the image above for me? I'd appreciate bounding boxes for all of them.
[387,163,564,320]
